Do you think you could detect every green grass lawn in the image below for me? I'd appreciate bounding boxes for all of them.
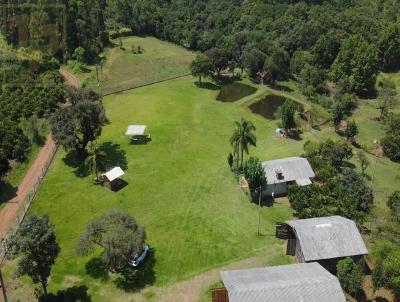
[14,76,306,301]
[74,36,196,95]
[5,35,400,301]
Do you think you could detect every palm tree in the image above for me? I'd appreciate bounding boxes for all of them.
[85,141,107,179]
[230,118,257,169]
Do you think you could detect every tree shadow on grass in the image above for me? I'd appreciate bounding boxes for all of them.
[99,142,128,171]
[0,181,17,204]
[40,285,91,302]
[62,150,88,178]
[114,248,156,292]
[85,257,110,281]
[63,143,128,178]
[273,84,294,93]
[195,81,220,90]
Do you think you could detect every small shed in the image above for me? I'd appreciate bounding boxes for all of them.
[262,157,315,196]
[277,216,368,272]
[102,167,125,190]
[218,262,346,302]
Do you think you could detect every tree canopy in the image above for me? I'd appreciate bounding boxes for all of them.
[77,209,146,272]
[6,215,60,296]
[243,156,266,195]
[51,90,106,158]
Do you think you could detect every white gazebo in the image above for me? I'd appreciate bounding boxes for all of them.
[102,167,125,190]
[125,125,150,142]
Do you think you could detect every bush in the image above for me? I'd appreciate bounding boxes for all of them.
[337,257,363,296]
[243,156,266,195]
[372,241,400,298]
[387,191,400,222]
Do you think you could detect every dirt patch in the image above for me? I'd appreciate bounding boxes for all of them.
[130,253,274,302]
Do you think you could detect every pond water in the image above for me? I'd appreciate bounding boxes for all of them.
[216,82,257,102]
[249,94,303,120]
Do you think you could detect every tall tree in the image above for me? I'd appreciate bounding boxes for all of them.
[344,120,358,143]
[190,54,213,85]
[243,156,266,196]
[377,22,400,71]
[205,48,228,75]
[51,100,106,158]
[356,151,369,176]
[387,190,400,222]
[263,47,290,83]
[6,215,60,296]
[331,35,379,94]
[332,102,344,132]
[77,209,146,272]
[230,118,257,169]
[85,141,107,178]
[281,100,297,135]
[377,80,397,120]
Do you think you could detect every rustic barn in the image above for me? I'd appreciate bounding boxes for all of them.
[262,157,315,196]
[276,216,368,272]
[218,262,346,302]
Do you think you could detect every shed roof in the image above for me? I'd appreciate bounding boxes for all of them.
[126,125,147,136]
[262,157,315,185]
[285,216,368,261]
[221,262,346,302]
[102,167,124,182]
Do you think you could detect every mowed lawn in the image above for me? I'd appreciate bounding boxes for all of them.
[85,36,196,94]
[21,76,307,301]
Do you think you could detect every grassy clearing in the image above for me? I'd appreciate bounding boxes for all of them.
[17,76,301,301]
[73,36,196,95]
[4,35,400,301]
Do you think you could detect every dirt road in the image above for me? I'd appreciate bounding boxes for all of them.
[0,69,79,242]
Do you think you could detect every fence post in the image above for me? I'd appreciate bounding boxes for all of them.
[0,268,8,302]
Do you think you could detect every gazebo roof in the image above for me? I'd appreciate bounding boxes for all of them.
[102,167,124,182]
[126,125,147,136]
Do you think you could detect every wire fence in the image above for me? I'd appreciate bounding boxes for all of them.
[100,73,191,96]
[0,144,58,265]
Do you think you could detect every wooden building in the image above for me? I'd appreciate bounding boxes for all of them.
[276,216,368,272]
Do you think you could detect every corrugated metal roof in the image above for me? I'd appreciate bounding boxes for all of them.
[286,216,368,261]
[221,262,346,302]
[262,157,315,185]
[102,167,124,182]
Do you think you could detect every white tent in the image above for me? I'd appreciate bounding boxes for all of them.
[102,167,124,182]
[126,125,147,136]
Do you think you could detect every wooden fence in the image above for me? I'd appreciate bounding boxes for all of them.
[0,144,58,265]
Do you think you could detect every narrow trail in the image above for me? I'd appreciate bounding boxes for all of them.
[0,69,79,242]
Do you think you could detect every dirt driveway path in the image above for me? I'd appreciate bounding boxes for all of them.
[131,253,270,302]
[0,69,79,242]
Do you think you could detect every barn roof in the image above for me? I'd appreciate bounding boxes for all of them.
[102,167,124,182]
[221,262,346,302]
[262,157,315,185]
[286,216,368,261]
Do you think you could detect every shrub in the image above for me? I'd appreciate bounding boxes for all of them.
[243,156,266,195]
[337,257,363,296]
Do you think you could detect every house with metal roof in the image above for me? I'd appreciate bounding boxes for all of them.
[213,262,346,302]
[262,157,315,196]
[276,216,368,272]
